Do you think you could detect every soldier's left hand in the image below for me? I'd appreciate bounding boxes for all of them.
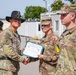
[38,54,44,60]
[23,57,30,65]
[20,48,25,52]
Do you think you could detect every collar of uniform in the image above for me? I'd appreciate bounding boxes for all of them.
[44,32,54,38]
[42,32,54,42]
[68,26,76,33]
[62,26,76,36]
[7,27,19,37]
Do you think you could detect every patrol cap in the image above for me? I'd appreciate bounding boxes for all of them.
[0,21,3,26]
[57,4,76,14]
[41,17,52,25]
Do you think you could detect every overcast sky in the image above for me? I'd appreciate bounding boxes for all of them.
[0,0,70,18]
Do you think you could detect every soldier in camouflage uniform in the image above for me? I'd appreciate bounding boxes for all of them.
[0,11,29,75]
[0,21,3,32]
[30,17,59,75]
[55,4,76,75]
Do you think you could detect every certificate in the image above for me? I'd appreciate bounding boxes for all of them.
[22,41,44,58]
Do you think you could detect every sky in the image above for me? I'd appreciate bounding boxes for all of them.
[0,0,70,18]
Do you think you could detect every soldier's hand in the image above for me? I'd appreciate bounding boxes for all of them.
[23,57,30,65]
[20,48,25,53]
[38,54,44,60]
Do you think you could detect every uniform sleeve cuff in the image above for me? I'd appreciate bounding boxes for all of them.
[19,56,25,62]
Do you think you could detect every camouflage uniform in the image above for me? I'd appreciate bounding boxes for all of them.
[0,27,25,75]
[55,26,76,75]
[29,17,59,75]
[55,4,76,75]
[30,33,59,75]
[39,33,59,75]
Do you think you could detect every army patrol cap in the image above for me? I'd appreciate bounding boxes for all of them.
[0,21,3,26]
[57,4,76,14]
[41,17,52,25]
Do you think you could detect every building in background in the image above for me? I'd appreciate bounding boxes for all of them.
[0,11,66,39]
[40,12,66,36]
[0,18,10,29]
[18,21,44,39]
[0,19,44,39]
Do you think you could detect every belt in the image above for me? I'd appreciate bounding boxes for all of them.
[0,56,8,60]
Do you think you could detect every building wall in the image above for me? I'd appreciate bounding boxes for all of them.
[40,12,66,36]
[51,14,66,36]
[18,21,44,39]
[1,12,66,38]
[1,20,10,30]
[1,19,44,39]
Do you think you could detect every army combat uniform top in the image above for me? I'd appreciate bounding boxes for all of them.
[30,33,59,75]
[0,27,25,74]
[55,26,76,75]
[30,33,58,75]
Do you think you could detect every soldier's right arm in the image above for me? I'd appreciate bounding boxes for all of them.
[1,32,29,63]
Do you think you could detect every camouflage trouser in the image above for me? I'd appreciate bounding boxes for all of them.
[0,69,18,75]
[55,69,76,75]
[39,67,49,75]
[39,66,56,75]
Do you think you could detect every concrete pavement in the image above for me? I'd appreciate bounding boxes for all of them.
[18,36,40,75]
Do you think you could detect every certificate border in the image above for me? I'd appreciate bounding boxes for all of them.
[22,41,44,58]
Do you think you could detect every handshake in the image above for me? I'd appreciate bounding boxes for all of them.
[23,56,30,65]
[22,55,44,65]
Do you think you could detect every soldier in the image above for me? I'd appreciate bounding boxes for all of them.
[30,17,59,75]
[55,4,76,75]
[0,10,29,75]
[0,21,3,32]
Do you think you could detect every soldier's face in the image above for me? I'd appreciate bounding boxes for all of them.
[60,12,75,26]
[41,22,52,33]
[10,18,21,28]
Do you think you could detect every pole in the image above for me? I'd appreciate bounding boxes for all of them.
[43,0,47,10]
[75,0,76,4]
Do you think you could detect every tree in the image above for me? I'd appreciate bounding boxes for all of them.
[51,0,64,11]
[24,6,47,20]
[66,0,75,4]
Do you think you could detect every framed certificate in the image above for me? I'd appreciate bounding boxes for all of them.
[22,41,44,58]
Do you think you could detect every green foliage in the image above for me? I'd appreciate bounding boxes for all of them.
[67,0,75,4]
[51,0,64,11]
[24,6,47,20]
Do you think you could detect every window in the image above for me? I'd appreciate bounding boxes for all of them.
[38,24,41,31]
[55,20,59,31]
